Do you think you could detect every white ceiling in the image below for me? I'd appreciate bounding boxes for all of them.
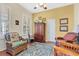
[20,3,72,13]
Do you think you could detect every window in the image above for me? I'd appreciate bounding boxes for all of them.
[23,16,27,35]
[22,15,30,39]
[0,7,9,35]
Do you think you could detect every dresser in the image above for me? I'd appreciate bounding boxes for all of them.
[34,23,45,42]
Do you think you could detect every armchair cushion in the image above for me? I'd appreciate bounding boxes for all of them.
[5,32,20,42]
[12,41,27,48]
[10,32,19,42]
[63,32,77,42]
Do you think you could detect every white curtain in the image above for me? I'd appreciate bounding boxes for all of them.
[0,5,9,35]
[0,4,9,51]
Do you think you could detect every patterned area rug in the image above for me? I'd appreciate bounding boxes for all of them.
[17,42,55,56]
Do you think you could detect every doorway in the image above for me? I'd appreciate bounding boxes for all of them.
[46,18,56,42]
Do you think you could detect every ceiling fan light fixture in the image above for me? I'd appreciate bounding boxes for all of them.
[39,3,44,6]
[34,4,38,9]
[44,7,47,9]
[34,3,47,10]
[34,7,37,9]
[43,3,47,9]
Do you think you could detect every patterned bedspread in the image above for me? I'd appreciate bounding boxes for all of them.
[17,42,54,56]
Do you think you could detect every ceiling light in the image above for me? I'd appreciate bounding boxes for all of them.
[34,3,47,10]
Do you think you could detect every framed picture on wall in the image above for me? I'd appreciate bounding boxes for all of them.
[60,18,68,24]
[60,26,68,32]
[60,18,68,32]
[15,20,19,25]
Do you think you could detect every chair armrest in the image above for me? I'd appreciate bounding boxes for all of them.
[55,37,64,40]
[6,42,13,50]
[6,41,13,43]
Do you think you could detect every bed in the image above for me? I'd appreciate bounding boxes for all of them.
[17,42,54,56]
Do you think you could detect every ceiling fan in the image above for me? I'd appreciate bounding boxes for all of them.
[34,3,47,10]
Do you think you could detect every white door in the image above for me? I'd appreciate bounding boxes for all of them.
[47,19,56,42]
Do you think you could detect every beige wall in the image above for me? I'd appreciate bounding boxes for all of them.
[0,4,32,36]
[32,5,74,38]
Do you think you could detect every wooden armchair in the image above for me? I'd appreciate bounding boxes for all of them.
[56,32,77,43]
[5,32,27,55]
[54,40,79,56]
[54,46,79,56]
[54,32,79,56]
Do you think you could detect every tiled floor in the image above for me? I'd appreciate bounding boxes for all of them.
[0,50,11,56]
